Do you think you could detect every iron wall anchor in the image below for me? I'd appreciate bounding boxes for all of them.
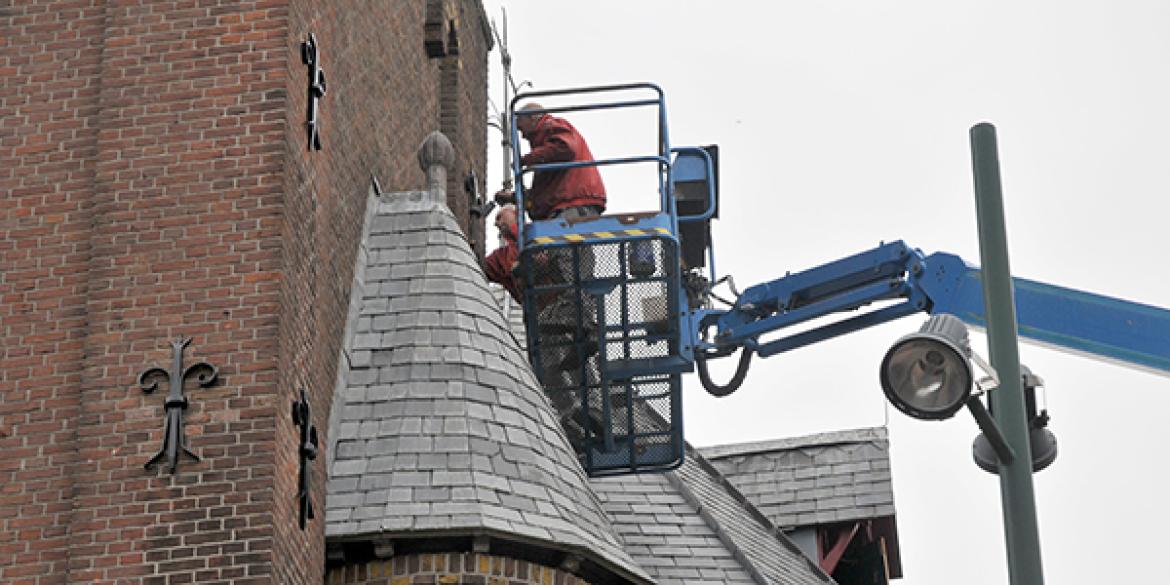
[138,337,218,473]
[301,33,327,150]
[292,387,319,529]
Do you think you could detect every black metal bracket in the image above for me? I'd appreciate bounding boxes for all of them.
[467,170,496,218]
[292,387,319,530]
[301,33,327,150]
[967,395,1015,465]
[138,337,218,473]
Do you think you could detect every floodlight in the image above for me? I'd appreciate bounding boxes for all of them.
[880,313,977,420]
[973,365,1058,474]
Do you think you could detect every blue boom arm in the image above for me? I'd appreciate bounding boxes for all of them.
[922,252,1170,374]
[695,240,1170,393]
[502,81,1166,476]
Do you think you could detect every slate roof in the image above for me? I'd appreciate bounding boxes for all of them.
[591,466,757,584]
[701,428,896,529]
[592,446,834,585]
[326,189,650,583]
[490,284,832,584]
[491,286,526,349]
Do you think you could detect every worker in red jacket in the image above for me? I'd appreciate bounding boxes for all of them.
[482,204,522,303]
[496,103,607,221]
[495,104,606,373]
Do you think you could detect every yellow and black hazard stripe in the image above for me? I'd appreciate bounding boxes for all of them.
[529,227,672,245]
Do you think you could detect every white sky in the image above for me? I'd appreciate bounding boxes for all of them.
[481,2,1170,583]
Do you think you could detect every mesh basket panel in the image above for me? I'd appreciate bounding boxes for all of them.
[576,374,682,475]
[522,235,684,475]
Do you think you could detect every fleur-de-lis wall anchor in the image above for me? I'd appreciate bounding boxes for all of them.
[138,337,218,473]
[301,33,327,150]
[292,387,319,529]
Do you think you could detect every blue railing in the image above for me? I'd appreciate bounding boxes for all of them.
[670,145,719,282]
[509,83,674,245]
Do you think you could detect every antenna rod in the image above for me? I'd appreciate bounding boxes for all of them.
[493,8,516,192]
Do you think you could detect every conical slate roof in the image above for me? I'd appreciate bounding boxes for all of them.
[325,187,650,583]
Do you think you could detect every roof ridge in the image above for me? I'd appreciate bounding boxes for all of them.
[701,427,889,460]
[664,454,770,585]
[667,445,835,584]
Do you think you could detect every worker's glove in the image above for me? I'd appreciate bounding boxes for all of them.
[494,189,515,205]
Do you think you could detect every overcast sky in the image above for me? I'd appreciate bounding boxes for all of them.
[480,2,1170,583]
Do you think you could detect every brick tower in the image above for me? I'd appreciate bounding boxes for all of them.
[1,2,491,583]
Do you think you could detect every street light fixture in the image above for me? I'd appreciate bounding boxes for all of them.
[881,313,1036,470]
[973,365,1058,474]
[879,313,995,421]
[880,312,1060,475]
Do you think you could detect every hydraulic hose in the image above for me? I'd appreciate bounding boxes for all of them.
[696,345,753,397]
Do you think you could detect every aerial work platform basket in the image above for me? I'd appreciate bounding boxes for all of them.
[521,215,684,475]
[511,84,717,476]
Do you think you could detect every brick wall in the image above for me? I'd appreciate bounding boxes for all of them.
[326,554,592,585]
[67,2,291,584]
[0,1,103,583]
[430,0,492,259]
[278,2,435,584]
[278,1,489,583]
[1,1,491,584]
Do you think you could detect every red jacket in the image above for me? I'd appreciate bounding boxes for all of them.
[483,222,522,303]
[520,114,606,219]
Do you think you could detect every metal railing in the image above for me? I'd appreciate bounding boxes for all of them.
[509,83,675,245]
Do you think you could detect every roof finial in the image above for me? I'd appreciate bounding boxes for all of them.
[417,130,455,193]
